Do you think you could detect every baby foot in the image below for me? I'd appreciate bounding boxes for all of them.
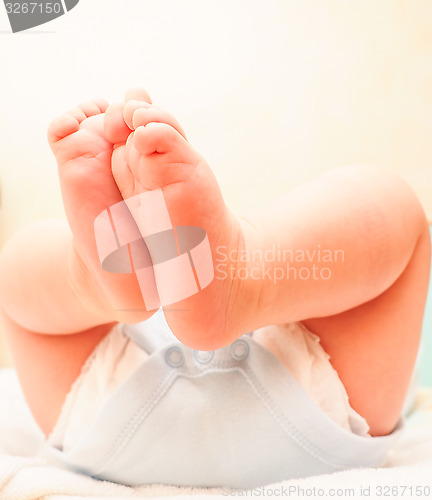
[48,95,155,324]
[108,99,254,349]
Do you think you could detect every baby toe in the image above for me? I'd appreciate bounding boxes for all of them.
[78,99,108,119]
[133,106,186,139]
[47,113,80,146]
[124,100,152,129]
[132,122,184,156]
[105,102,131,144]
[125,87,152,105]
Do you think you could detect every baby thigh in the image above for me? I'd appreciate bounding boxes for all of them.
[303,221,430,437]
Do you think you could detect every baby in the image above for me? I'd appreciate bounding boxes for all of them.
[0,88,430,488]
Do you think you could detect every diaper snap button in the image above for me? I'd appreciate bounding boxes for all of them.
[165,346,185,368]
[194,350,214,364]
[230,339,250,361]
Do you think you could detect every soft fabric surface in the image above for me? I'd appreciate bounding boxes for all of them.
[1,368,431,500]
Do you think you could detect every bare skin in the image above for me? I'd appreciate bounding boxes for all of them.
[0,89,429,441]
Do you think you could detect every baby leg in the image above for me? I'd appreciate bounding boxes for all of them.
[112,98,429,438]
[246,166,430,436]
[0,91,154,436]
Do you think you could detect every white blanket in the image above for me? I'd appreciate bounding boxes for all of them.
[1,369,432,500]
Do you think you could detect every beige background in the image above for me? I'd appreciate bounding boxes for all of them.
[1,0,432,367]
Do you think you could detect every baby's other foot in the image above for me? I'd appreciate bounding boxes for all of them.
[111,100,253,349]
[48,96,154,324]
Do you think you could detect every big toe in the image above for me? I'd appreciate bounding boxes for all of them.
[104,102,131,144]
[104,87,152,144]
[131,105,186,139]
[125,87,152,104]
[132,122,191,157]
[124,123,199,191]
